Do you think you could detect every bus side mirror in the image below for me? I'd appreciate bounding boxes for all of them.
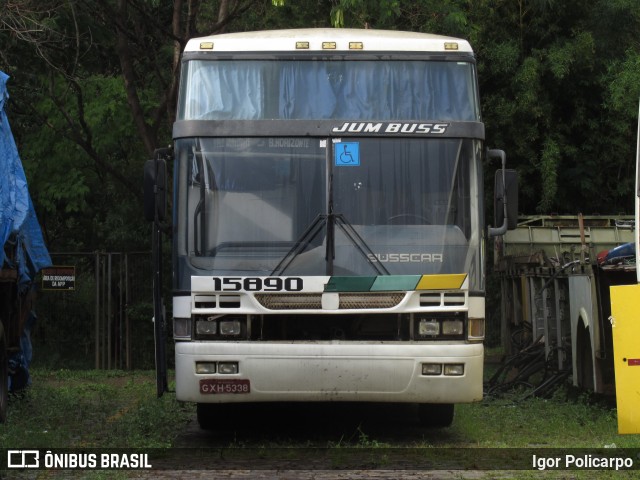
[487,149,518,237]
[494,169,518,231]
[144,156,167,223]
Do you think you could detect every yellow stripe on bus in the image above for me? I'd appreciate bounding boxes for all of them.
[416,274,467,290]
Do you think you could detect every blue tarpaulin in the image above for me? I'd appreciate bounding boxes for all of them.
[0,70,51,289]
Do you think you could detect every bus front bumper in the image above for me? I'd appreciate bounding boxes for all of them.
[175,341,483,404]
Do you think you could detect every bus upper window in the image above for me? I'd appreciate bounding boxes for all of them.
[178,60,479,122]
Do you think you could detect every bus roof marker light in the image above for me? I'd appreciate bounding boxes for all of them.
[322,42,337,50]
[444,42,459,51]
[296,41,309,49]
[349,42,364,50]
[199,42,214,50]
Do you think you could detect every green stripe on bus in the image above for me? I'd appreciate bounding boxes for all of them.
[324,276,377,292]
[370,275,421,291]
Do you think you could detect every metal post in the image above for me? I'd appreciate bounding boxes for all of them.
[107,253,112,370]
[118,253,124,369]
[121,253,125,369]
[125,253,130,370]
[95,252,100,369]
[153,222,168,396]
[102,254,107,369]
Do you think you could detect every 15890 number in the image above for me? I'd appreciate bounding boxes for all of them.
[212,277,303,292]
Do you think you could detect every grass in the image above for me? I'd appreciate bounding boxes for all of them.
[453,390,638,449]
[1,369,193,449]
[1,368,639,478]
[3,368,639,449]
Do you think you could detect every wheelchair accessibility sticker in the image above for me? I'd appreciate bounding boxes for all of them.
[335,142,360,166]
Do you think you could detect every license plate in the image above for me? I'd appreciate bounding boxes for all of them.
[199,378,250,394]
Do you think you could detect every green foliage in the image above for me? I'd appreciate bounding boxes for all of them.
[547,32,595,81]
[607,50,640,117]
[481,41,518,78]
[2,370,638,464]
[5,0,636,248]
[538,139,560,213]
[17,71,151,251]
[2,0,640,370]
[325,0,638,213]
[456,388,640,449]
[331,0,401,29]
[478,0,638,214]
[1,370,194,448]
[237,0,333,30]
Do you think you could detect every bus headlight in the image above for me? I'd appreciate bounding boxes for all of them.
[195,361,217,374]
[415,314,466,339]
[194,316,247,339]
[418,319,440,336]
[219,319,242,336]
[422,363,443,375]
[442,319,464,335]
[196,318,217,336]
[218,362,239,374]
[444,364,465,376]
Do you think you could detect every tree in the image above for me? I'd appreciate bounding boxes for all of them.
[474,0,639,214]
[332,0,640,215]
[1,0,316,250]
[3,0,639,253]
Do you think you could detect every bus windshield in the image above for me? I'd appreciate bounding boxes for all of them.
[174,136,483,290]
[178,59,479,121]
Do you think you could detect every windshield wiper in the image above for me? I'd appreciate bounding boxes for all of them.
[270,213,389,276]
[333,213,389,276]
[192,145,206,256]
[270,214,326,275]
[192,142,222,256]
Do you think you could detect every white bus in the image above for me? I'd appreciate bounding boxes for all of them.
[144,29,516,428]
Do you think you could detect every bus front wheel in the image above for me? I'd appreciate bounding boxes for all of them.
[196,403,217,430]
[418,403,454,428]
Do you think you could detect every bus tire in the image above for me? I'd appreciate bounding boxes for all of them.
[576,323,594,391]
[418,403,454,427]
[196,403,217,430]
[0,324,8,424]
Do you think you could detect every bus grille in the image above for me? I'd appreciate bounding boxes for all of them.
[255,294,321,310]
[339,293,405,309]
[254,292,405,310]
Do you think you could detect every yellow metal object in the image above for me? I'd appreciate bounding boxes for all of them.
[416,274,466,290]
[610,283,640,434]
